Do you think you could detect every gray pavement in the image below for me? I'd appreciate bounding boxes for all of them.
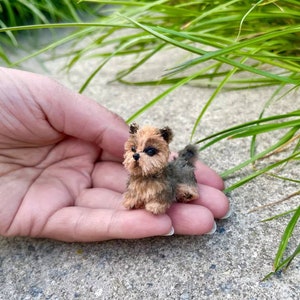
[0,46,299,299]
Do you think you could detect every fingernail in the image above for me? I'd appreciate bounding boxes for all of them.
[205,221,217,235]
[164,226,174,236]
[220,206,232,220]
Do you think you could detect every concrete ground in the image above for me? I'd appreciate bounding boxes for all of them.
[0,43,299,299]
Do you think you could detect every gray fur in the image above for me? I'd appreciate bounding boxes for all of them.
[166,144,198,203]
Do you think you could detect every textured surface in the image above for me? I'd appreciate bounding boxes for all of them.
[1,45,299,299]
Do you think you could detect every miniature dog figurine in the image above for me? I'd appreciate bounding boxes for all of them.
[123,123,199,214]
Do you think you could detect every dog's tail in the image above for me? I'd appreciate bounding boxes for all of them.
[177,144,198,165]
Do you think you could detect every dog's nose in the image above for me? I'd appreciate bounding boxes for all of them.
[133,153,140,161]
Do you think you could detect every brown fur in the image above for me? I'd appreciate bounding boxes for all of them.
[123,123,199,214]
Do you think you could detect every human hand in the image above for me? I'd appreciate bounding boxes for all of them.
[0,67,229,242]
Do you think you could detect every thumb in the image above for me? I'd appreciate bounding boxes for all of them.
[43,81,129,159]
[8,68,129,159]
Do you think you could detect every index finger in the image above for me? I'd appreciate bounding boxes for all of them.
[2,68,129,160]
[40,206,172,242]
[41,84,129,160]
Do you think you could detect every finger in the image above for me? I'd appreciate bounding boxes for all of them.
[6,68,129,159]
[76,188,124,210]
[100,151,125,163]
[92,161,128,192]
[194,161,224,191]
[192,184,230,219]
[40,207,172,242]
[77,184,229,219]
[45,88,128,160]
[167,203,215,235]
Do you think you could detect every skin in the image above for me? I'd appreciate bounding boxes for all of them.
[0,67,229,242]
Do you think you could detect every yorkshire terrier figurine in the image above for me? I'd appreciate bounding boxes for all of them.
[123,123,199,214]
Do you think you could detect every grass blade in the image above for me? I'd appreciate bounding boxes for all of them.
[224,150,300,193]
[196,111,300,149]
[126,65,213,123]
[273,205,300,269]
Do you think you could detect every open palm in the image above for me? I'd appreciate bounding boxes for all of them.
[0,67,229,242]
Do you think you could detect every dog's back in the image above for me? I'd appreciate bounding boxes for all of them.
[167,144,198,187]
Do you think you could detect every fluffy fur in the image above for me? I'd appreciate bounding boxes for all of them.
[123,123,199,214]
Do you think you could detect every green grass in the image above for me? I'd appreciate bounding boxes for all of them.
[0,0,103,62]
[0,0,299,278]
[0,0,101,27]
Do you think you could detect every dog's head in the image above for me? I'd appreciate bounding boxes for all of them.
[123,123,173,176]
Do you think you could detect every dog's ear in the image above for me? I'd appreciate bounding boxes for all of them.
[159,126,173,143]
[129,123,139,134]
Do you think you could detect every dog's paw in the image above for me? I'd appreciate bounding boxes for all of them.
[176,184,199,203]
[122,196,136,209]
[145,202,170,214]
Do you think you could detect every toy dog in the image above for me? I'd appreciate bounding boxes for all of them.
[123,123,199,214]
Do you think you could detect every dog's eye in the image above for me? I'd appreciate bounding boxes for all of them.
[131,146,136,152]
[144,146,158,156]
